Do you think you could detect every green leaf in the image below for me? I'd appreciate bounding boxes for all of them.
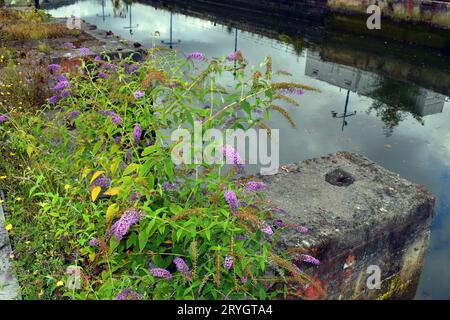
[139,231,149,251]
[169,204,183,215]
[141,145,157,157]
[123,163,139,176]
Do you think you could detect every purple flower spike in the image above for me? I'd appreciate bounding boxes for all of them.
[0,114,8,124]
[57,73,69,82]
[224,190,238,214]
[88,238,100,247]
[98,72,107,79]
[174,257,191,279]
[48,95,60,105]
[106,208,145,241]
[113,136,122,145]
[241,276,248,284]
[150,268,172,279]
[69,110,79,120]
[133,124,142,144]
[59,90,71,99]
[226,51,238,61]
[297,254,320,266]
[53,80,69,91]
[47,64,61,72]
[261,225,273,236]
[79,48,89,56]
[273,219,285,228]
[224,255,233,270]
[187,52,207,61]
[133,90,144,99]
[221,145,245,170]
[115,288,143,300]
[111,115,123,125]
[127,65,139,74]
[244,181,266,192]
[297,226,309,234]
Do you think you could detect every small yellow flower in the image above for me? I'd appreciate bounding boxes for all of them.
[64,184,71,190]
[5,224,13,231]
[9,152,16,156]
[56,281,64,287]
[0,199,4,204]
[15,197,23,201]
[0,176,7,180]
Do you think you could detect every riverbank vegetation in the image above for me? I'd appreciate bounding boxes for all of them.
[0,8,322,299]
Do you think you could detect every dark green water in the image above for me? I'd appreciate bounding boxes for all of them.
[46,0,450,299]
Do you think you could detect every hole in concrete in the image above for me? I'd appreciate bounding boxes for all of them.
[325,169,355,187]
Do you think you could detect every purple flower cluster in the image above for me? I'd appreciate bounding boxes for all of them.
[69,110,79,121]
[224,190,238,214]
[107,208,145,241]
[92,177,111,190]
[0,114,8,124]
[224,255,233,270]
[114,288,143,300]
[94,55,102,61]
[150,268,172,279]
[97,72,107,79]
[297,226,309,234]
[127,64,139,74]
[47,64,61,72]
[244,181,266,192]
[88,238,100,247]
[226,51,239,61]
[273,219,285,228]
[220,145,245,170]
[53,80,69,91]
[241,276,248,284]
[261,224,273,236]
[161,181,179,191]
[296,254,320,266]
[133,124,142,144]
[47,67,72,105]
[235,234,248,241]
[114,135,122,145]
[99,110,123,125]
[79,48,89,56]
[187,52,207,61]
[133,90,144,99]
[174,257,191,279]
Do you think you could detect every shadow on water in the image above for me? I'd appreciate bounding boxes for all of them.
[42,0,450,299]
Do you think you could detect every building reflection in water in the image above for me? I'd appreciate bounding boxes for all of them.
[123,2,138,35]
[305,50,447,135]
[161,12,181,49]
[96,0,110,22]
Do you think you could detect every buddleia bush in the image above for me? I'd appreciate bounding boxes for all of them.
[0,47,322,299]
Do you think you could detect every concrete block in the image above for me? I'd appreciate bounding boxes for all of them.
[260,152,435,299]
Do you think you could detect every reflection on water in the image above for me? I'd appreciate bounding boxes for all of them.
[45,0,450,299]
[305,51,447,136]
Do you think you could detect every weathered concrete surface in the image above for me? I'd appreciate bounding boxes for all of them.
[0,190,20,300]
[261,152,435,299]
